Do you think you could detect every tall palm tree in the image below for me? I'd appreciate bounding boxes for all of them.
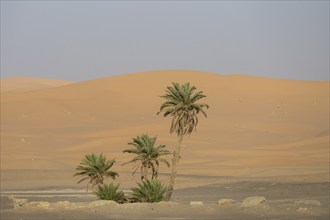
[74,153,118,191]
[158,82,209,201]
[122,134,170,180]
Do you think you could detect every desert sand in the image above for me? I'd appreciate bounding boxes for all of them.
[0,76,72,92]
[1,70,329,219]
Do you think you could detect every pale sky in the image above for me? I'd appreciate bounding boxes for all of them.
[1,1,329,81]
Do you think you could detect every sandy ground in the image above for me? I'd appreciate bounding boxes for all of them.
[1,171,330,220]
[1,70,329,219]
[1,174,329,219]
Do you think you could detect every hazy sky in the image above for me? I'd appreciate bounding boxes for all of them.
[1,1,329,81]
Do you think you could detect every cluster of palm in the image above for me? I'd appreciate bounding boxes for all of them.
[74,152,167,203]
[74,82,208,202]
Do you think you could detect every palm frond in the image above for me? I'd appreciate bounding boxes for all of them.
[158,82,209,136]
[74,153,118,191]
[94,183,126,203]
[131,179,167,203]
[122,134,171,180]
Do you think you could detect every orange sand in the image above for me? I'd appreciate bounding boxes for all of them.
[1,70,329,184]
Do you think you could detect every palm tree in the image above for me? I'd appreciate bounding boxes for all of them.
[158,82,209,201]
[122,134,170,180]
[74,153,119,191]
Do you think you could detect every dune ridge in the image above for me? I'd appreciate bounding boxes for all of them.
[0,76,73,92]
[1,70,329,183]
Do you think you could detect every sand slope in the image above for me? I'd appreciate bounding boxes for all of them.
[0,76,72,92]
[1,70,329,179]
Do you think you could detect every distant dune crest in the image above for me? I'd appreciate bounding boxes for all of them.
[0,76,73,92]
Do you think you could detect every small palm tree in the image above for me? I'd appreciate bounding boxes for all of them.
[158,82,209,201]
[123,134,170,180]
[131,179,167,203]
[74,153,119,191]
[94,183,126,203]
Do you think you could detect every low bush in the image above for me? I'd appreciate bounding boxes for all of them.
[94,183,125,203]
[131,179,167,203]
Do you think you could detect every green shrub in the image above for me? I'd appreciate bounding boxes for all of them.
[131,179,167,203]
[94,183,125,203]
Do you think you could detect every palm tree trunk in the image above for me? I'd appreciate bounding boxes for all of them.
[140,166,144,180]
[143,166,148,180]
[165,134,184,201]
[151,164,156,180]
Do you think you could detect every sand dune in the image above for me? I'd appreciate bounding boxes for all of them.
[1,70,329,181]
[0,76,72,92]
